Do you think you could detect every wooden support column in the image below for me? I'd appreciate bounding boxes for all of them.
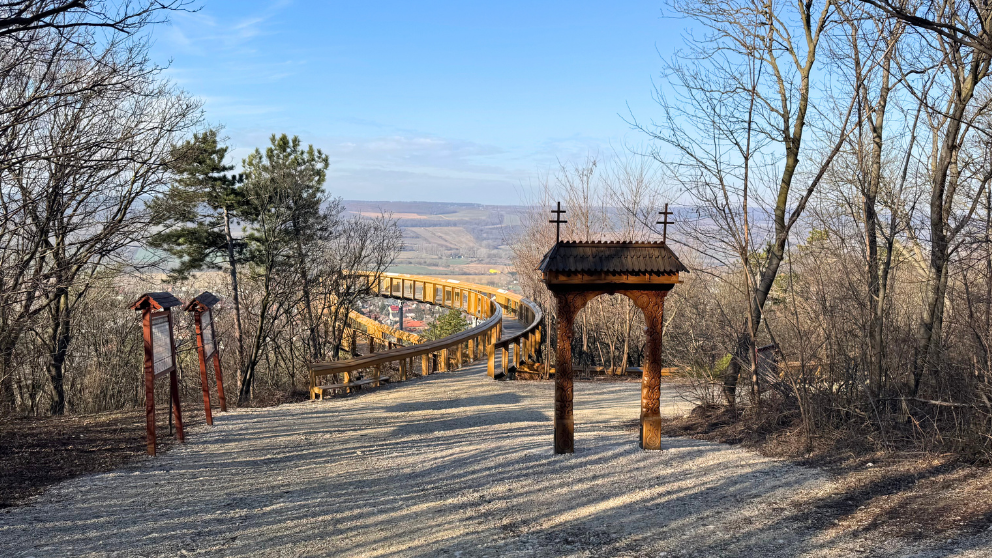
[400,359,407,381]
[141,309,155,455]
[422,353,430,376]
[501,346,508,374]
[213,349,227,412]
[195,330,213,426]
[551,291,596,454]
[456,343,464,369]
[169,368,185,443]
[487,341,496,377]
[553,293,576,454]
[620,290,668,451]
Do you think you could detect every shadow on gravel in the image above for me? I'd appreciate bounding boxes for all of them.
[1,360,971,558]
[384,392,524,413]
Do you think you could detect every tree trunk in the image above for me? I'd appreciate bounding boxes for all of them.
[913,71,978,394]
[865,49,894,397]
[621,302,632,374]
[293,229,320,361]
[0,333,18,413]
[239,290,271,404]
[723,243,786,405]
[47,288,71,415]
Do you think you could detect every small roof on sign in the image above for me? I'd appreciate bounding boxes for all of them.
[130,292,182,311]
[183,291,221,312]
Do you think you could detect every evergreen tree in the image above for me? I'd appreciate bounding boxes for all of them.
[424,309,470,341]
[148,129,248,374]
[237,134,337,402]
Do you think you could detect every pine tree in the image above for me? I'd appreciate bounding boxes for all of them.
[424,309,470,341]
[148,129,248,375]
[237,134,337,402]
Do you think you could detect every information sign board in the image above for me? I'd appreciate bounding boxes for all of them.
[200,309,215,358]
[151,313,173,376]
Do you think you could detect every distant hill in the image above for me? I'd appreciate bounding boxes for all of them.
[343,200,527,291]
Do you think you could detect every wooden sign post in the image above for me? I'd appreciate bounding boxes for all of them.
[184,292,227,425]
[131,292,184,456]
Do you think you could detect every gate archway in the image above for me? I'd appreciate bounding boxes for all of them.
[538,241,687,454]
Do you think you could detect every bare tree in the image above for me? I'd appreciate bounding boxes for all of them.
[632,0,859,406]
[0,12,201,413]
[318,213,402,362]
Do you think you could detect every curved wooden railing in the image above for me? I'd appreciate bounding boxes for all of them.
[309,272,544,398]
[347,308,422,345]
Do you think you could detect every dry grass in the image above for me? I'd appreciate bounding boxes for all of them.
[661,403,992,540]
[0,409,180,508]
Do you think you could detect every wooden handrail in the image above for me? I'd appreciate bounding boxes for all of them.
[347,309,422,345]
[311,304,502,374]
[308,272,545,397]
[494,296,543,350]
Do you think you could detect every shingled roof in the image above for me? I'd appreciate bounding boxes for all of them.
[185,291,220,312]
[130,291,182,311]
[538,241,688,275]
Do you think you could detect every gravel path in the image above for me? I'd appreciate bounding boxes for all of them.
[3,353,992,556]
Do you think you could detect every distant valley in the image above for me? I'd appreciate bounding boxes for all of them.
[343,200,527,291]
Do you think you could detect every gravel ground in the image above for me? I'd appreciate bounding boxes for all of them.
[3,355,992,556]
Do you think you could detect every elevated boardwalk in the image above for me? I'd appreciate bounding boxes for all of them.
[309,273,545,398]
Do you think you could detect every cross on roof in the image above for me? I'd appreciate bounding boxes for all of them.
[656,203,674,244]
[549,201,568,243]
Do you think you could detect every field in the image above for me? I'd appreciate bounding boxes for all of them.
[345,200,524,289]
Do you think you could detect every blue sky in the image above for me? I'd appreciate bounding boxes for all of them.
[151,1,681,203]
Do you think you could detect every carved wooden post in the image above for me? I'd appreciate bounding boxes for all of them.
[141,307,155,454]
[487,340,496,377]
[631,290,668,450]
[553,292,579,454]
